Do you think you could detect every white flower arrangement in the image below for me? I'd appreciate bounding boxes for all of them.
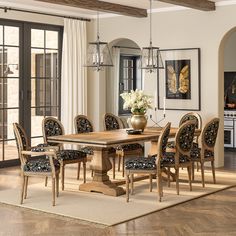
[120,89,153,114]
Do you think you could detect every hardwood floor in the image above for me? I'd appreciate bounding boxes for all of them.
[0,151,235,236]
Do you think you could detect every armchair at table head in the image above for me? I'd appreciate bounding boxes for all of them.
[13,122,60,206]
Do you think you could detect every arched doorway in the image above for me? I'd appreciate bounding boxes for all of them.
[219,27,236,169]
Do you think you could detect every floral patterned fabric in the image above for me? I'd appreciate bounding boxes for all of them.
[117,143,143,151]
[75,117,93,133]
[56,150,86,161]
[23,156,60,172]
[204,120,219,148]
[104,115,121,130]
[125,156,156,170]
[190,147,214,159]
[44,119,63,146]
[180,114,200,129]
[178,123,196,152]
[80,146,94,155]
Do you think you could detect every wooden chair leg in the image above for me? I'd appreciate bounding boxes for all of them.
[175,168,179,195]
[56,173,59,197]
[24,176,28,199]
[122,156,125,177]
[191,162,195,181]
[197,162,199,172]
[200,161,205,188]
[45,177,48,187]
[126,174,130,202]
[112,156,115,179]
[187,166,192,191]
[61,164,65,191]
[52,177,56,206]
[157,173,162,202]
[118,153,121,172]
[77,162,81,180]
[20,175,26,204]
[149,174,153,192]
[91,170,94,177]
[167,167,171,187]
[131,174,134,195]
[211,160,216,184]
[83,161,86,183]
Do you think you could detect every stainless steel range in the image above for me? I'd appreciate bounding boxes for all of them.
[224,110,236,148]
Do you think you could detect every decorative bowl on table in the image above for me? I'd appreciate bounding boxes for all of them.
[126,129,143,135]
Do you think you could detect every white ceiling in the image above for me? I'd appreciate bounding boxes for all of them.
[0,0,235,19]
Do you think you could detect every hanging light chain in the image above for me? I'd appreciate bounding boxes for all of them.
[150,0,152,46]
[97,10,100,41]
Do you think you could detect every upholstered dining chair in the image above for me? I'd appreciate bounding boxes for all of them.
[74,114,117,179]
[13,123,60,206]
[125,120,196,201]
[167,112,202,149]
[42,117,87,190]
[125,122,171,202]
[103,113,144,178]
[190,118,220,187]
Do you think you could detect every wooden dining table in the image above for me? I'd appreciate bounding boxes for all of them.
[47,127,201,197]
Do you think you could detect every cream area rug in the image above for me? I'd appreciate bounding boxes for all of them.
[0,168,235,226]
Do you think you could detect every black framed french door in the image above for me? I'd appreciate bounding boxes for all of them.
[0,19,62,167]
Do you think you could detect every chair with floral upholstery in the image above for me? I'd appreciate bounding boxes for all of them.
[74,114,117,179]
[167,112,202,150]
[190,118,220,187]
[103,113,144,178]
[13,123,60,206]
[125,122,171,202]
[42,117,87,190]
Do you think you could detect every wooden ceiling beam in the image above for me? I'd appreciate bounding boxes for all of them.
[35,0,147,18]
[157,0,215,11]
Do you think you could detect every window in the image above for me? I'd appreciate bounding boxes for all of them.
[119,55,142,115]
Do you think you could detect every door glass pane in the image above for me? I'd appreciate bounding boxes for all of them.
[7,79,19,108]
[31,49,44,77]
[31,29,44,48]
[46,31,58,49]
[31,108,44,137]
[4,26,19,46]
[5,47,19,78]
[45,50,58,78]
[0,26,2,45]
[7,109,19,140]
[4,140,18,161]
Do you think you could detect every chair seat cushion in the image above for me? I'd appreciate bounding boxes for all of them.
[190,147,214,159]
[24,156,60,172]
[56,150,86,161]
[80,146,94,155]
[161,152,190,166]
[117,143,143,151]
[31,143,50,152]
[167,141,198,149]
[108,147,116,154]
[125,156,156,170]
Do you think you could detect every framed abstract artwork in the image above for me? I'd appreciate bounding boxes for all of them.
[157,48,201,111]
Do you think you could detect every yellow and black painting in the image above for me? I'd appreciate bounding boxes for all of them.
[165,60,191,99]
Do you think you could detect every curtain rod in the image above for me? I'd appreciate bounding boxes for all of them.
[0,6,91,22]
[113,46,140,50]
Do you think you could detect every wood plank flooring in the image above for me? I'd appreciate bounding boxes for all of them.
[0,151,235,236]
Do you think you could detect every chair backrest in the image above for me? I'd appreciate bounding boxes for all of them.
[179,112,202,129]
[74,115,94,134]
[42,117,65,146]
[201,118,220,151]
[13,123,29,165]
[103,113,123,131]
[156,122,171,165]
[175,120,196,158]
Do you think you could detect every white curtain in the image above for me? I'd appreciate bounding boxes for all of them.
[106,47,120,115]
[61,19,87,134]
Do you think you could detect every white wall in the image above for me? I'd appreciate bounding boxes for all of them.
[87,4,236,167]
[224,31,236,71]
